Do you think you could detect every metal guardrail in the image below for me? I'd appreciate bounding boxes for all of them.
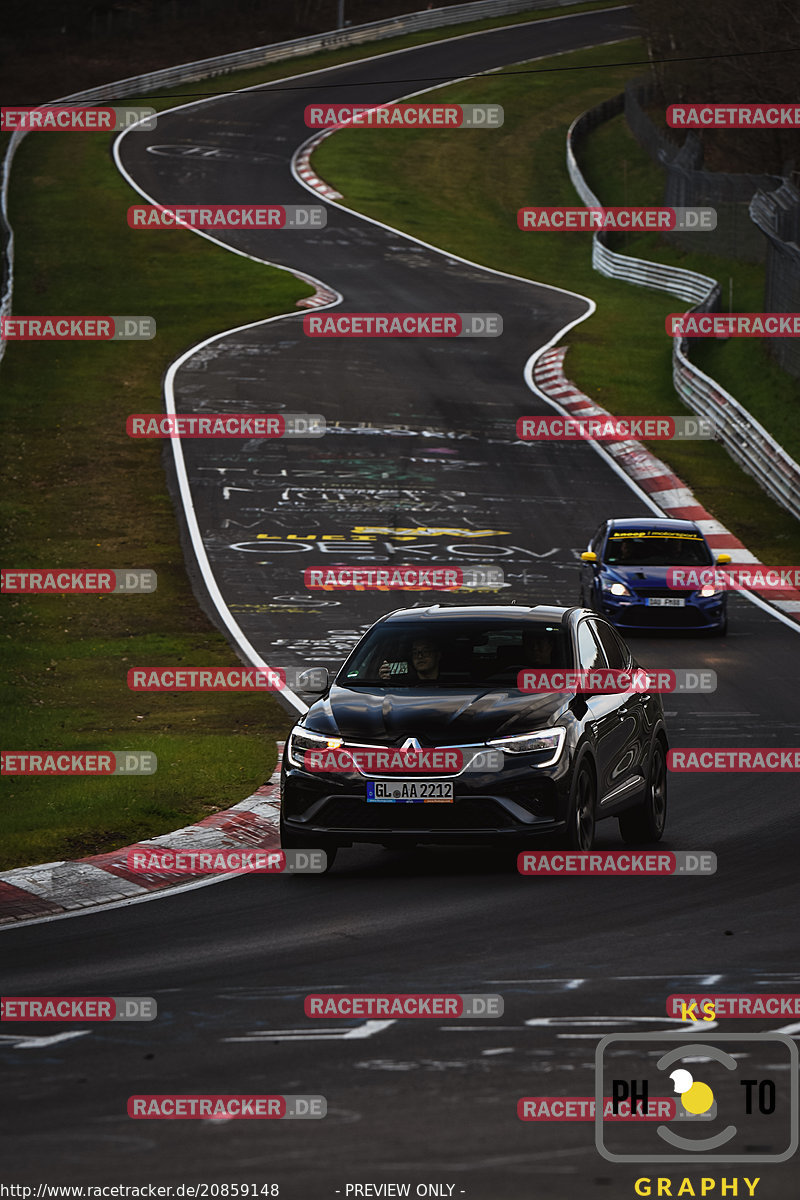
[0,0,589,359]
[566,102,800,523]
[749,180,800,379]
[566,104,718,304]
[673,350,800,521]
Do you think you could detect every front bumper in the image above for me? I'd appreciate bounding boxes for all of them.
[598,591,726,631]
[281,750,572,847]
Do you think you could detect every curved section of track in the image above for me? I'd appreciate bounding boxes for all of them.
[114,7,639,691]
[4,10,800,1195]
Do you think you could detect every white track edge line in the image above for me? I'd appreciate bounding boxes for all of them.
[108,18,637,715]
[284,35,800,641]
[0,13,640,930]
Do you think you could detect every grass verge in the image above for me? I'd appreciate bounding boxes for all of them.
[0,6,638,869]
[3,10,794,869]
[579,111,800,466]
[0,129,307,870]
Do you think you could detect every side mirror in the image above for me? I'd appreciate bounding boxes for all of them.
[295,667,329,695]
[580,551,597,562]
[716,553,732,565]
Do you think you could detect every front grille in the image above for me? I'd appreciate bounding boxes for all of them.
[631,588,694,599]
[621,605,710,627]
[329,741,489,777]
[318,796,518,831]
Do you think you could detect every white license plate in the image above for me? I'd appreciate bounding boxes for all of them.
[366,780,454,803]
[646,597,686,607]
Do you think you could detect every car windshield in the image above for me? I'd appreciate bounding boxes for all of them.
[336,619,571,688]
[604,531,713,567]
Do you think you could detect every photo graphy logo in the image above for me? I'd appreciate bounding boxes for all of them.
[595,1033,798,1162]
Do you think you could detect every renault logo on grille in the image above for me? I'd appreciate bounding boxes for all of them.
[401,737,422,751]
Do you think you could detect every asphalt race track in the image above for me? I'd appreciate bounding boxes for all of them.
[114,5,643,695]
[3,7,800,1197]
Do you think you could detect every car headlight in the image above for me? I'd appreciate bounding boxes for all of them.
[604,581,632,597]
[287,726,342,768]
[487,727,566,765]
[699,584,724,598]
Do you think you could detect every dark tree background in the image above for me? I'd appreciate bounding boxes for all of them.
[2,0,468,103]
[635,0,800,173]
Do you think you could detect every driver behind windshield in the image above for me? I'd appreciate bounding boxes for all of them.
[521,630,558,666]
[607,536,637,565]
[379,636,441,683]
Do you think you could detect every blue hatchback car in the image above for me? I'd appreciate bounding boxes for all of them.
[579,517,731,635]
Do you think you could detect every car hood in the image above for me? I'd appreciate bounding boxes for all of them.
[603,565,696,590]
[303,684,569,744]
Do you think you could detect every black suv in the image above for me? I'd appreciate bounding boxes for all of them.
[280,604,668,865]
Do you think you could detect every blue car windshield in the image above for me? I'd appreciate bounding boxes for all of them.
[337,620,571,688]
[605,531,713,568]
